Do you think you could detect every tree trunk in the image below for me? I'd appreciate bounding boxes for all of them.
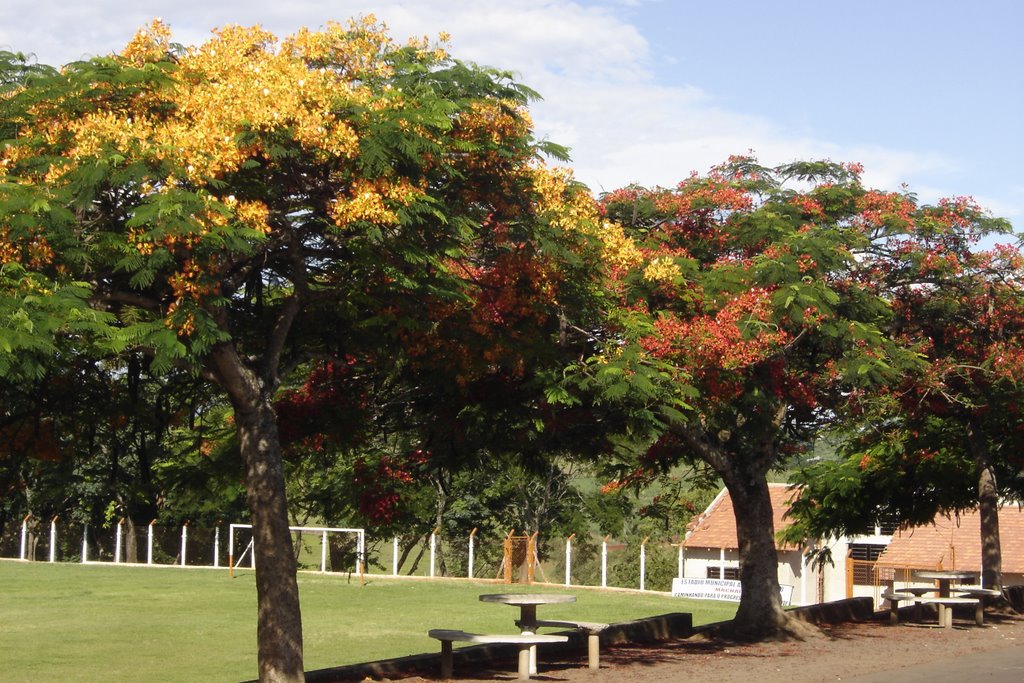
[722,471,797,640]
[967,424,1002,592]
[406,534,429,575]
[211,346,304,683]
[432,473,449,577]
[125,521,138,564]
[672,420,811,641]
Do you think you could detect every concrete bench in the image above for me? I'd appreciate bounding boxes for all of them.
[914,596,981,628]
[882,592,982,628]
[428,629,568,680]
[955,587,1001,625]
[527,619,609,669]
[881,591,918,625]
[955,586,1001,599]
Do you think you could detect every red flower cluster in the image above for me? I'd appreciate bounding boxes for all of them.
[351,449,431,523]
[639,288,789,372]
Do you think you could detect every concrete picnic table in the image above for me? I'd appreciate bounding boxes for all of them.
[480,593,577,674]
[913,570,977,597]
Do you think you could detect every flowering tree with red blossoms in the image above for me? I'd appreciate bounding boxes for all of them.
[784,200,1022,594]
[579,157,934,639]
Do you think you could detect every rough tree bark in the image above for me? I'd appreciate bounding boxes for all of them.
[673,419,813,641]
[431,472,449,577]
[967,423,1002,592]
[722,474,792,639]
[210,344,304,683]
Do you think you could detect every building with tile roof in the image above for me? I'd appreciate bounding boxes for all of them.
[681,484,1024,606]
[877,505,1024,586]
[681,483,894,605]
[684,483,801,551]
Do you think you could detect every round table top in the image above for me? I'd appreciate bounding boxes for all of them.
[479,593,577,606]
[913,570,977,580]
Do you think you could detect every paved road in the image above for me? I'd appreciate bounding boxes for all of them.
[845,644,1024,683]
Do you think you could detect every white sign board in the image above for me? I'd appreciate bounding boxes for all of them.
[671,578,793,606]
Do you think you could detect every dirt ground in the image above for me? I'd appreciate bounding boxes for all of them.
[383,612,1024,683]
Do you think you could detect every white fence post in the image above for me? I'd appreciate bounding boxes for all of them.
[468,528,477,579]
[677,541,684,579]
[392,536,399,576]
[429,528,438,578]
[639,536,650,591]
[148,520,155,565]
[180,522,188,567]
[357,530,365,575]
[115,519,123,564]
[565,533,575,586]
[601,535,609,588]
[81,524,88,563]
[320,530,328,573]
[214,526,220,568]
[19,515,29,560]
[228,524,235,577]
[48,517,58,563]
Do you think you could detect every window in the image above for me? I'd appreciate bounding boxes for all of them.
[853,519,899,536]
[848,543,886,585]
[707,566,741,580]
[878,520,900,535]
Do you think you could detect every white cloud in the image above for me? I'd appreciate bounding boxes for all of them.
[0,0,1006,220]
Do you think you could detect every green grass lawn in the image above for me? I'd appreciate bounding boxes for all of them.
[0,560,736,682]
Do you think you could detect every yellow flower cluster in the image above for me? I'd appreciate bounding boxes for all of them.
[642,256,681,284]
[532,166,595,231]
[40,19,423,188]
[329,178,421,228]
[0,227,55,268]
[128,227,155,256]
[458,99,532,146]
[595,220,643,271]
[234,199,271,235]
[120,19,174,65]
[283,17,396,79]
[532,166,644,272]
[0,232,18,263]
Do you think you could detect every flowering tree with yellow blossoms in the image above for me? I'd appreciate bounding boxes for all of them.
[0,20,605,681]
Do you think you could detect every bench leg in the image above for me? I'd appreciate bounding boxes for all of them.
[517,643,532,680]
[888,602,899,625]
[939,604,952,629]
[587,633,600,669]
[440,641,453,680]
[975,601,984,626]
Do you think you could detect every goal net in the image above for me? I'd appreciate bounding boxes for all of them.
[228,524,365,575]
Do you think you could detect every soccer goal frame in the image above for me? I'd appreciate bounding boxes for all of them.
[228,524,365,576]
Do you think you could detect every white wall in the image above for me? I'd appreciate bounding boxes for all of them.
[681,546,815,606]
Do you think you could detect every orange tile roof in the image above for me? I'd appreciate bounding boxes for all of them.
[876,505,1024,573]
[684,484,801,551]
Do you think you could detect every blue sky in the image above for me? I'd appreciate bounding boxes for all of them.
[2,0,1020,230]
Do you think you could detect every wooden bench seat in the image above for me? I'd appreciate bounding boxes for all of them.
[529,619,610,669]
[428,629,568,680]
